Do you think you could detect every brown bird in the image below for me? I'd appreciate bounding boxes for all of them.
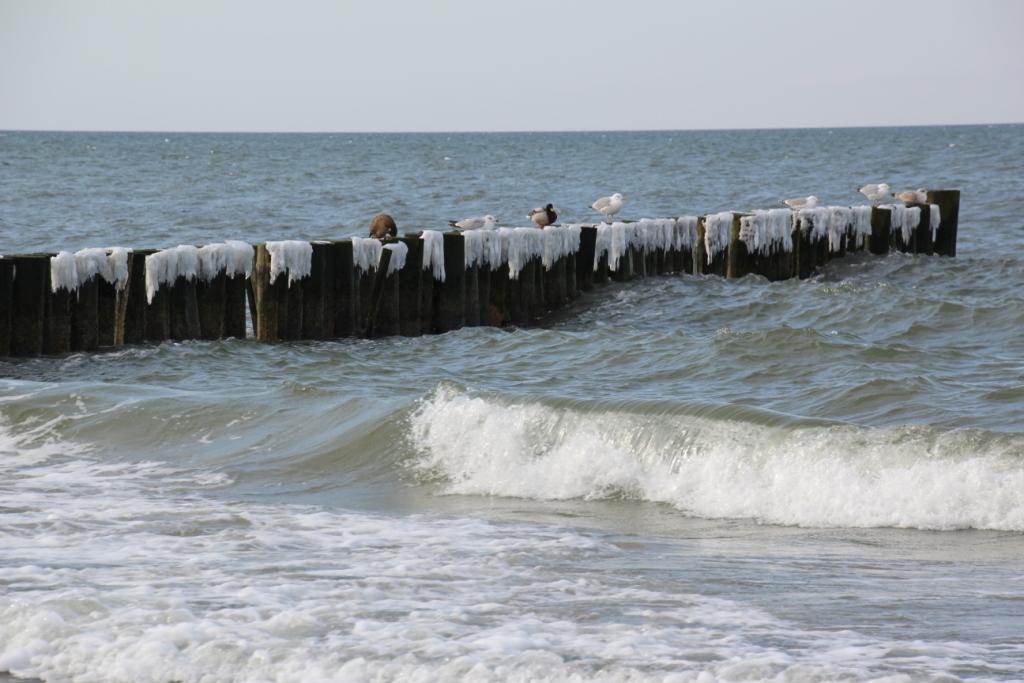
[368,213,398,239]
[527,203,557,229]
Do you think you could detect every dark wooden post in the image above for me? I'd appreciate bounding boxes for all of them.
[196,273,227,340]
[565,250,579,299]
[477,264,492,324]
[224,274,248,338]
[397,235,422,336]
[530,256,546,319]
[908,202,934,255]
[869,207,891,256]
[97,279,118,346]
[464,263,481,326]
[70,277,99,351]
[486,263,509,326]
[122,249,153,345]
[0,259,12,356]
[727,213,754,279]
[435,232,465,333]
[357,265,375,337]
[366,248,400,337]
[317,241,337,338]
[927,189,960,257]
[578,226,596,291]
[333,240,357,337]
[544,258,567,310]
[45,283,73,355]
[301,242,327,339]
[796,219,815,279]
[10,255,50,356]
[169,276,202,341]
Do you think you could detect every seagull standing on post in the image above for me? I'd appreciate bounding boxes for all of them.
[590,193,625,222]
[528,203,557,229]
[782,195,818,210]
[858,183,891,204]
[448,215,497,230]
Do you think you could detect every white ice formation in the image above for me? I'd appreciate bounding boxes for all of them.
[421,230,446,282]
[382,242,408,276]
[49,247,130,294]
[144,245,200,303]
[266,240,312,288]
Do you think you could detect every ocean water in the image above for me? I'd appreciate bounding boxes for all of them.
[1,125,1023,682]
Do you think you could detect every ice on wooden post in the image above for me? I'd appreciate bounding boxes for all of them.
[397,235,423,336]
[703,212,732,275]
[194,241,254,340]
[436,232,466,333]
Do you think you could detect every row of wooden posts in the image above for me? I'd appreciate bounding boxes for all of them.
[0,190,960,357]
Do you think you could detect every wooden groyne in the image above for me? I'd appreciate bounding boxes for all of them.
[0,190,960,357]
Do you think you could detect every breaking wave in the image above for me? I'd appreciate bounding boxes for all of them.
[409,386,1024,531]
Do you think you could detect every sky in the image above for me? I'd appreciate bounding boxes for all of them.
[1,0,1022,133]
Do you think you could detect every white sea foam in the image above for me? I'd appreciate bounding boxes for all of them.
[410,388,1024,532]
[420,230,446,281]
[1,413,1018,683]
[265,240,312,287]
[382,241,408,276]
[145,245,200,303]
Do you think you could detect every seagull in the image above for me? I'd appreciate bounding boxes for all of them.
[782,195,818,210]
[892,188,928,204]
[858,183,891,204]
[590,193,625,221]
[448,215,497,230]
[528,203,557,229]
[368,213,397,239]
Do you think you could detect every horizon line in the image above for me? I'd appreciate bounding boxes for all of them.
[1,120,1020,136]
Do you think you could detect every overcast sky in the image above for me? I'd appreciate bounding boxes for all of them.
[2,0,1022,132]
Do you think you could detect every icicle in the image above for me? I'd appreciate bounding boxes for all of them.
[463,229,486,268]
[383,242,408,276]
[827,206,852,253]
[608,222,629,271]
[106,248,130,290]
[929,204,941,240]
[350,237,382,275]
[704,212,732,264]
[50,251,79,293]
[904,206,921,244]
[420,230,446,282]
[542,225,581,270]
[266,240,312,288]
[502,227,544,279]
[197,241,254,282]
[144,245,200,304]
[673,216,698,251]
[851,206,873,247]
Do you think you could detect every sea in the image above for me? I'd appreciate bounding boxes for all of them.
[0,125,1022,682]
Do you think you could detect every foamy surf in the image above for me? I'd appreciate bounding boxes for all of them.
[409,386,1024,531]
[1,419,1021,683]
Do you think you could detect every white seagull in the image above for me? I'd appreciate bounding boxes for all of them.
[449,215,498,230]
[590,193,625,221]
[858,183,891,203]
[892,188,928,204]
[783,195,818,210]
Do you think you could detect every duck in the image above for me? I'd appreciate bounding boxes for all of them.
[892,188,928,204]
[528,203,557,229]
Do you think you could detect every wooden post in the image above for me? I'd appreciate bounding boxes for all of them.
[10,255,50,356]
[727,214,754,279]
[565,251,579,299]
[224,274,248,338]
[435,232,465,333]
[366,248,400,337]
[357,265,375,337]
[45,284,74,355]
[97,279,118,346]
[396,235,422,336]
[692,217,707,275]
[122,249,153,345]
[301,243,327,339]
[169,276,202,341]
[796,220,815,279]
[196,273,227,340]
[464,263,481,326]
[318,242,337,338]
[0,259,12,356]
[70,277,99,351]
[908,202,934,255]
[486,264,507,326]
[334,240,357,337]
[530,256,546,319]
[477,265,492,324]
[594,252,609,285]
[281,275,303,340]
[869,207,891,256]
[420,262,436,335]
[927,189,959,257]
[578,226,596,291]
[250,244,278,342]
[544,258,567,310]
[515,259,536,325]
